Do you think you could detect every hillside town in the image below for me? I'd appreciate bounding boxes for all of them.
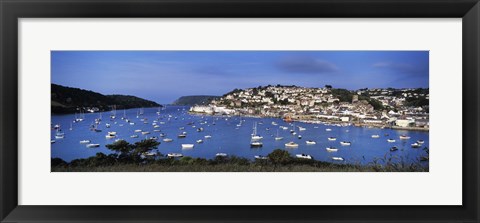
[190,85,429,131]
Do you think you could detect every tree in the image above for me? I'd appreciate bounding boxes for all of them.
[105,139,160,163]
[267,149,292,171]
[325,85,332,89]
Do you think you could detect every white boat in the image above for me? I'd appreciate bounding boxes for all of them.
[141,131,150,135]
[306,140,316,145]
[371,135,380,138]
[153,125,160,128]
[250,141,263,147]
[105,134,116,139]
[86,143,100,148]
[142,152,156,156]
[79,140,91,144]
[326,147,338,152]
[332,157,344,161]
[417,140,425,144]
[326,128,332,132]
[55,134,65,139]
[411,143,421,148]
[328,137,336,141]
[280,126,288,130]
[251,122,263,141]
[196,139,204,143]
[387,139,396,143]
[399,135,411,140]
[167,153,183,158]
[204,135,212,139]
[271,121,278,126]
[216,153,227,157]
[274,130,283,140]
[285,141,299,148]
[105,123,111,128]
[340,141,351,146]
[153,129,161,132]
[108,131,117,135]
[298,126,306,131]
[181,144,194,149]
[130,135,139,138]
[296,154,312,159]
[115,139,125,142]
[163,138,173,142]
[254,155,268,160]
[51,140,56,144]
[178,133,187,138]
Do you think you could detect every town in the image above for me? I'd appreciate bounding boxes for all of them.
[190,85,429,131]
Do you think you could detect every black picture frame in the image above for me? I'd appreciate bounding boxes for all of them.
[1,0,479,222]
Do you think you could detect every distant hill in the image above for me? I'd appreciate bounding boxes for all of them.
[51,84,160,114]
[172,95,220,106]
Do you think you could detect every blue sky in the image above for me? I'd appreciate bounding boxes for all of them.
[51,51,429,104]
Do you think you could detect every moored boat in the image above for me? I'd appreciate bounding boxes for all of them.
[340,141,351,146]
[390,146,398,151]
[387,139,396,143]
[167,153,183,158]
[285,141,299,148]
[216,153,227,157]
[86,143,100,148]
[411,143,421,148]
[326,147,338,152]
[254,155,268,160]
[371,134,380,138]
[296,154,312,159]
[181,144,194,149]
[332,157,344,161]
[399,135,411,140]
[328,137,336,141]
[306,140,316,145]
[250,141,263,147]
[79,140,91,144]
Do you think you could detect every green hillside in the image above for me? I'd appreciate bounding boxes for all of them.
[172,95,220,106]
[51,84,160,114]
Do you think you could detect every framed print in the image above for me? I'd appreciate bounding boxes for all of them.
[1,0,479,222]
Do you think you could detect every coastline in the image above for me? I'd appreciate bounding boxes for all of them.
[189,111,429,132]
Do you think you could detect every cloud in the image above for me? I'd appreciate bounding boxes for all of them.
[373,62,427,75]
[276,56,339,74]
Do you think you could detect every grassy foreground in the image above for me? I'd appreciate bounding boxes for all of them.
[52,162,428,172]
[52,155,428,172]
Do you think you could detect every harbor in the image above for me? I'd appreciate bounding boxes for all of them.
[51,106,429,167]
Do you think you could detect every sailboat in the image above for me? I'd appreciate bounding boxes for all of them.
[110,105,116,119]
[69,122,73,131]
[251,122,263,141]
[121,109,126,120]
[274,129,283,140]
[156,107,161,115]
